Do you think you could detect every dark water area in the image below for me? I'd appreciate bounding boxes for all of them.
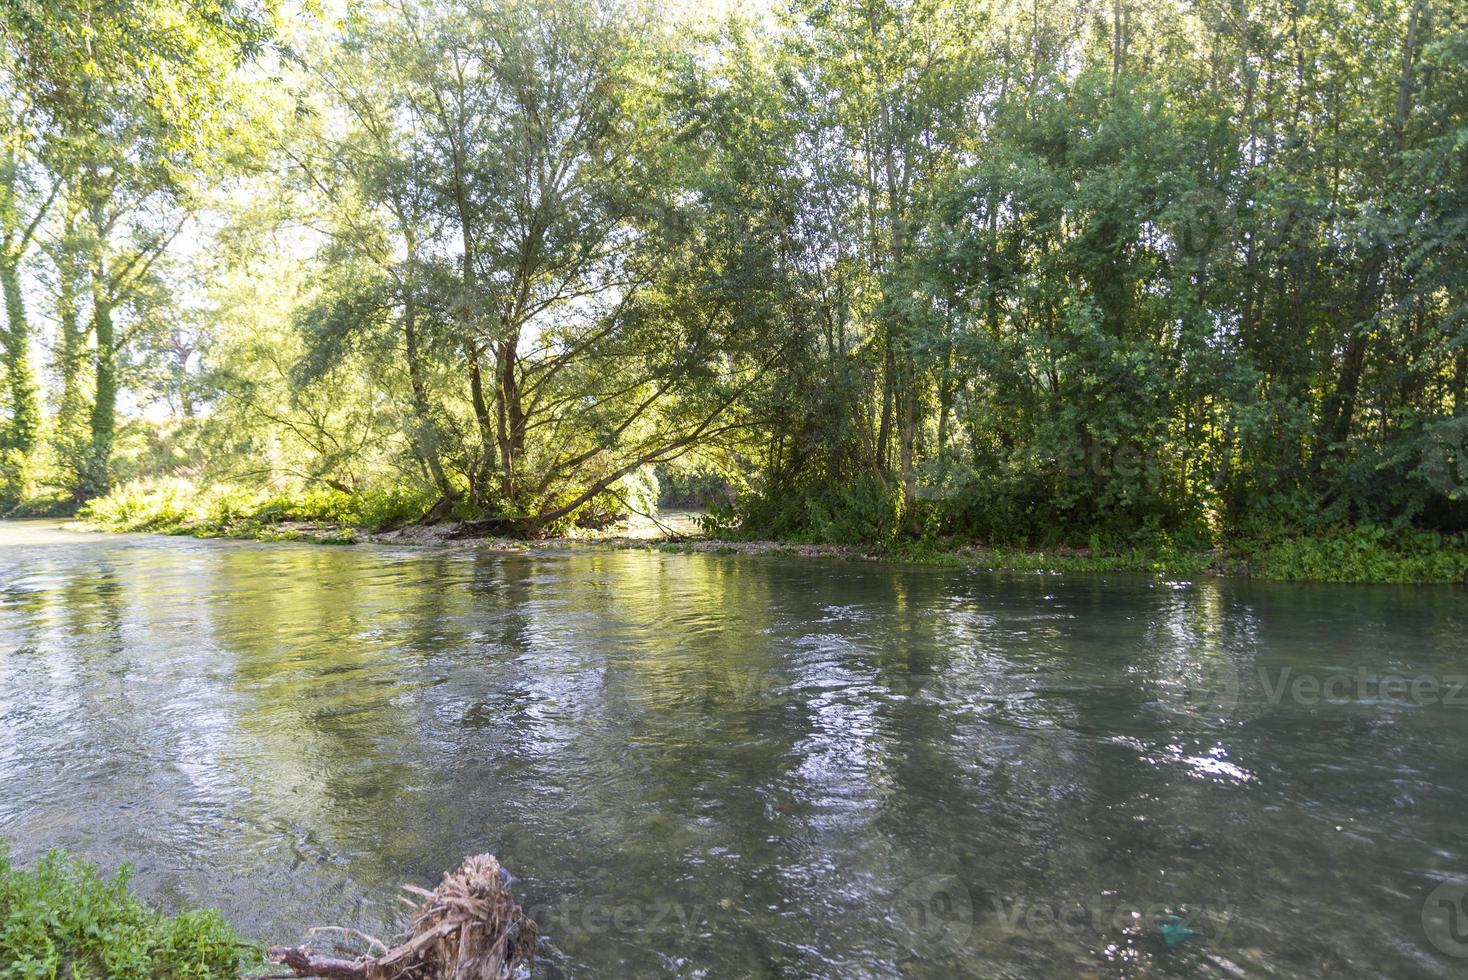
[2,520,1467,977]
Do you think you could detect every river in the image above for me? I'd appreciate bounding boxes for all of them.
[1,521,1466,977]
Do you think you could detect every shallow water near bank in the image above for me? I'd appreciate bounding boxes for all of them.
[2,520,1466,977]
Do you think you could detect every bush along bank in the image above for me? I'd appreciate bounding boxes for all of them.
[75,480,1468,584]
[0,848,256,979]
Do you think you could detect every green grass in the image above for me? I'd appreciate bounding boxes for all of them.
[0,848,256,979]
[1236,526,1468,584]
[653,530,1468,583]
[78,480,1468,583]
[77,479,437,542]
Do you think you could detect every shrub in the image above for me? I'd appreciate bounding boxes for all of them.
[737,476,903,544]
[78,479,197,532]
[0,848,254,979]
[282,484,437,530]
[80,479,441,537]
[1248,526,1468,583]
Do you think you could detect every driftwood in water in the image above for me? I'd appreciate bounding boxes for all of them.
[269,854,536,979]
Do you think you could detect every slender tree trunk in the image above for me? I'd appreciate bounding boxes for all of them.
[875,341,894,472]
[444,124,497,507]
[466,346,496,504]
[86,286,116,499]
[83,205,117,501]
[1316,0,1426,464]
[898,357,918,523]
[494,336,523,503]
[877,89,919,527]
[402,254,450,496]
[1318,254,1381,456]
[1454,347,1466,415]
[1111,0,1126,93]
[53,217,90,482]
[936,327,953,471]
[0,260,39,468]
[1394,0,1427,145]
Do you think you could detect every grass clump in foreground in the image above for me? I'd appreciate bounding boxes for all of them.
[0,848,255,979]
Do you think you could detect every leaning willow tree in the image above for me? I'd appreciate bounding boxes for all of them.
[283,0,784,531]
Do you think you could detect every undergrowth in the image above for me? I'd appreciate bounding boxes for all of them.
[0,848,256,979]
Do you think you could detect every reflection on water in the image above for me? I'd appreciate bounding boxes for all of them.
[1,521,1466,977]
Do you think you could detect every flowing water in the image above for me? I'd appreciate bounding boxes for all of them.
[2,521,1467,978]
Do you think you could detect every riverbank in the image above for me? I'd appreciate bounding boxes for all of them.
[55,500,1468,584]
[600,534,1468,583]
[0,847,535,979]
[0,849,255,978]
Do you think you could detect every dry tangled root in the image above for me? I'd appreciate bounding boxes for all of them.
[269,854,537,979]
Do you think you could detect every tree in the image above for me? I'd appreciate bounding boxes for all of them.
[0,41,61,504]
[0,0,274,498]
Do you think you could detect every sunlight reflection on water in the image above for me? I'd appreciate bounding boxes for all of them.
[1,521,1467,977]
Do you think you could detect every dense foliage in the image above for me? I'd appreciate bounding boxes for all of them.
[2,0,1466,573]
[0,848,251,978]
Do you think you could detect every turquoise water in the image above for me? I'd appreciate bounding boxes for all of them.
[1,521,1466,977]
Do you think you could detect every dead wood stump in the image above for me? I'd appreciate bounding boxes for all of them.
[269,854,536,979]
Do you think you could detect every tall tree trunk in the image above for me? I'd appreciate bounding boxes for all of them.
[1317,254,1381,457]
[875,340,894,472]
[1111,0,1126,93]
[53,216,90,484]
[443,117,497,507]
[1454,347,1466,416]
[0,260,39,470]
[1315,0,1427,465]
[466,346,496,505]
[85,239,116,500]
[878,90,919,528]
[402,262,450,497]
[494,336,523,504]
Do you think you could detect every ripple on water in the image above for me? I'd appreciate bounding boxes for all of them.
[1,526,1466,976]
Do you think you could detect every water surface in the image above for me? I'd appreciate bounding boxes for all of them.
[2,521,1466,977]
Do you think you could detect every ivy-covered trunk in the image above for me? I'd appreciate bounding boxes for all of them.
[83,284,116,501]
[0,259,38,502]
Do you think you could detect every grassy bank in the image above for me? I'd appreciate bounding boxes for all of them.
[74,479,442,545]
[0,848,255,978]
[74,481,1468,584]
[651,528,1468,584]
